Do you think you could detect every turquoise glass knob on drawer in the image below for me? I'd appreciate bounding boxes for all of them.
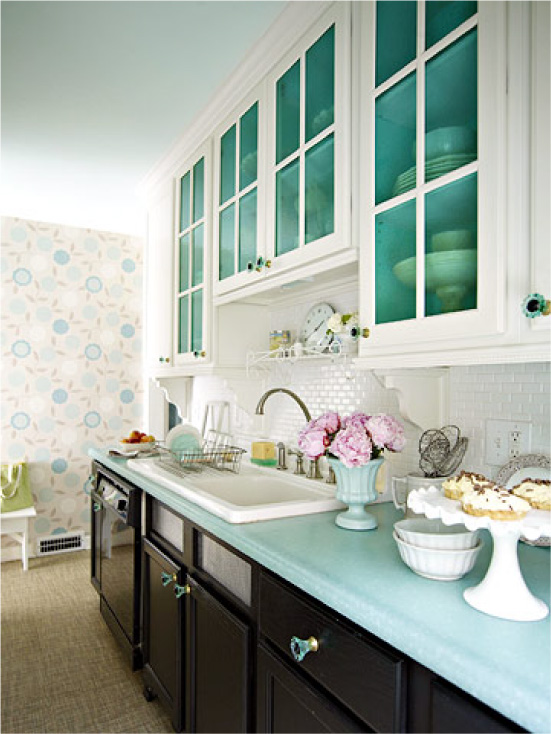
[93,502,101,513]
[174,583,191,599]
[161,571,176,587]
[290,635,319,662]
[522,293,551,318]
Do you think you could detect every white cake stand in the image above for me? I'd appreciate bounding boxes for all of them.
[407,487,551,622]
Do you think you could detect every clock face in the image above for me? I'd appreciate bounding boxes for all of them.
[300,302,335,349]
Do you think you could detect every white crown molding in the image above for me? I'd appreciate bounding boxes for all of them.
[137,1,330,201]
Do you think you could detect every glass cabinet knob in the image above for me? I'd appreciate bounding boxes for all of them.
[290,635,319,662]
[174,583,191,599]
[522,293,551,318]
[161,571,177,587]
[93,502,101,513]
[193,350,206,359]
[247,261,255,272]
[159,356,170,363]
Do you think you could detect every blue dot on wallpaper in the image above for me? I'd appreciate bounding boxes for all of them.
[52,389,68,404]
[65,335,80,350]
[81,372,97,388]
[52,458,68,474]
[106,378,119,393]
[52,527,67,535]
[34,448,51,462]
[38,416,55,433]
[13,268,32,286]
[65,404,80,419]
[39,487,54,503]
[53,249,70,265]
[109,284,123,298]
[109,349,123,364]
[106,312,119,327]
[67,266,82,281]
[120,389,135,404]
[10,226,27,242]
[53,319,69,335]
[82,304,97,320]
[64,473,80,488]
[35,517,51,534]
[37,236,53,251]
[40,346,56,362]
[121,323,135,338]
[11,412,30,430]
[11,340,31,358]
[35,376,51,392]
[9,369,26,387]
[85,343,102,361]
[41,276,57,292]
[109,415,123,430]
[84,411,101,428]
[36,306,53,322]
[84,237,98,252]
[122,258,136,273]
[108,246,121,260]
[9,298,26,315]
[86,276,103,294]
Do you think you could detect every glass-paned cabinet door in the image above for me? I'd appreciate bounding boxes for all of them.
[361,1,506,352]
[213,92,264,296]
[174,144,211,363]
[267,3,351,271]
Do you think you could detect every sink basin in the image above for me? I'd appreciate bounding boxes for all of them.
[127,458,343,523]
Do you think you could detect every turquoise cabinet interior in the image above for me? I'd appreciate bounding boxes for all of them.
[373,1,478,324]
[218,102,259,281]
[177,157,205,354]
[274,24,335,257]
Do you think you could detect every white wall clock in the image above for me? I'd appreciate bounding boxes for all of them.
[300,302,335,350]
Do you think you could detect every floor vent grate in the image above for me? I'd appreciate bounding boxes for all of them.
[36,532,85,556]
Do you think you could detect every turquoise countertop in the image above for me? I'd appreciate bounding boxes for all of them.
[89,449,550,733]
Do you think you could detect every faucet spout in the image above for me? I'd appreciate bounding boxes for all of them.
[255,388,312,423]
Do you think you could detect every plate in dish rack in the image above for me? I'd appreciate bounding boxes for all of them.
[496,454,550,546]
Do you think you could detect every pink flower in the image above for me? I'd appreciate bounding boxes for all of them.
[314,411,341,434]
[330,425,373,468]
[365,414,406,451]
[342,412,370,430]
[298,426,329,460]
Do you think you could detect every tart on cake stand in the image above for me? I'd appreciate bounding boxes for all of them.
[407,487,551,622]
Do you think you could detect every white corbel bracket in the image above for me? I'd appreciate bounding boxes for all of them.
[374,368,450,431]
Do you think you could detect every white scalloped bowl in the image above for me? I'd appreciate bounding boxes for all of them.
[393,531,483,581]
[394,517,479,550]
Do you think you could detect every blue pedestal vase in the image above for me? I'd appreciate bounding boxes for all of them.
[328,457,383,530]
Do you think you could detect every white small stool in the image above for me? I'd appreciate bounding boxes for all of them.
[1,507,37,571]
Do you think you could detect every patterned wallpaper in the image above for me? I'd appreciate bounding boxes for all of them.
[1,216,143,552]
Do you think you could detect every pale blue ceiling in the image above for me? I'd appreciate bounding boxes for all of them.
[1,1,285,235]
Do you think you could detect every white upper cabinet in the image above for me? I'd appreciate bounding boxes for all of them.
[214,3,355,302]
[172,142,212,368]
[356,1,550,368]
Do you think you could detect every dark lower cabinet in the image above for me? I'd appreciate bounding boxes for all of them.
[187,578,251,733]
[257,644,364,733]
[142,538,186,733]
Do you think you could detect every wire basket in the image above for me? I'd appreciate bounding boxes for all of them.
[157,430,245,475]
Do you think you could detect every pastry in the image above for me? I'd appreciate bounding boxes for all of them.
[511,478,551,511]
[461,485,531,521]
[443,471,490,500]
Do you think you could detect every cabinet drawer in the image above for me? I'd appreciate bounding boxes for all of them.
[259,572,405,733]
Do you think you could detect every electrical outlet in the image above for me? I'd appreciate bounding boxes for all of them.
[485,419,532,465]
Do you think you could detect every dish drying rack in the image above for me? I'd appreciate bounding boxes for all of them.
[157,430,246,476]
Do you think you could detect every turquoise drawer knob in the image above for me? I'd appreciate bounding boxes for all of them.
[174,583,191,599]
[522,293,550,318]
[93,502,101,513]
[290,635,319,662]
[161,571,176,587]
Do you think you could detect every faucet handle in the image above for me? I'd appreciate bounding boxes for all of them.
[288,448,306,475]
[307,458,323,480]
[276,442,287,471]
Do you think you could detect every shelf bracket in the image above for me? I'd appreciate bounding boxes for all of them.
[374,368,450,431]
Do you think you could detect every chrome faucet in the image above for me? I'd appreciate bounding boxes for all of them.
[254,388,312,423]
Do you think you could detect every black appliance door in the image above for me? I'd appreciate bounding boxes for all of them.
[100,503,135,641]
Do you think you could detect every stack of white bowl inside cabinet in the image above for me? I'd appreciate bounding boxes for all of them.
[393,517,482,581]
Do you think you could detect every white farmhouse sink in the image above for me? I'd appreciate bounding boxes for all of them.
[127,458,343,523]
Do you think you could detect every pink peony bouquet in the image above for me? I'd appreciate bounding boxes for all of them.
[298,411,406,468]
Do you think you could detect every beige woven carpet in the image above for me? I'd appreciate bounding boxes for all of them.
[1,551,173,733]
